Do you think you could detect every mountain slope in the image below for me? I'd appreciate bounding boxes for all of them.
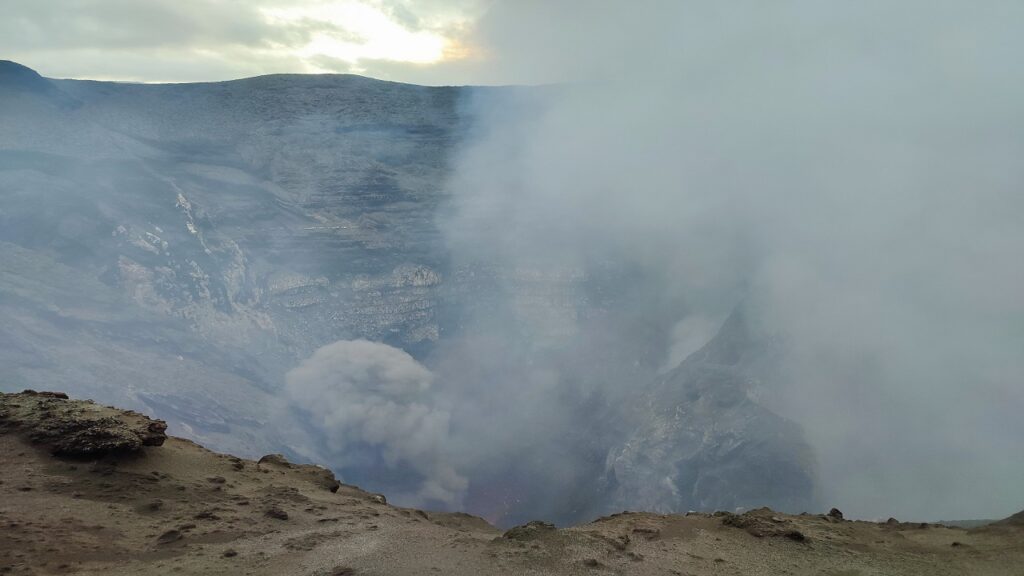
[1,62,819,523]
[3,391,1022,576]
[0,62,465,460]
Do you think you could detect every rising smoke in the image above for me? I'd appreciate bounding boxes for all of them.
[285,340,466,506]
[162,1,1024,526]
[432,0,1024,523]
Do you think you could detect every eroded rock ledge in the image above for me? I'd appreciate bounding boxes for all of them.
[0,390,167,458]
[2,390,1024,574]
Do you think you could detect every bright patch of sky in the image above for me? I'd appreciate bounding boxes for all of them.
[260,2,450,71]
[0,0,483,84]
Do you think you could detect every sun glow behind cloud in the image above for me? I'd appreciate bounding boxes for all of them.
[1,0,486,84]
[261,1,453,73]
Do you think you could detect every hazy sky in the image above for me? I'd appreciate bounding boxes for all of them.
[0,0,493,84]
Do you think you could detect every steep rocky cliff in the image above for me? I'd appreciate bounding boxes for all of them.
[0,60,466,457]
[0,61,816,522]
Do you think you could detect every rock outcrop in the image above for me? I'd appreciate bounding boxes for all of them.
[0,390,167,458]
[257,453,342,493]
[720,507,809,541]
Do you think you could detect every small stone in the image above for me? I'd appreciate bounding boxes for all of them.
[784,530,808,543]
[632,527,660,539]
[503,521,556,541]
[156,530,182,545]
[265,507,289,520]
[256,454,292,469]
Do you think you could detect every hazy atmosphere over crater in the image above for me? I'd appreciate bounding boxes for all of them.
[2,0,1023,529]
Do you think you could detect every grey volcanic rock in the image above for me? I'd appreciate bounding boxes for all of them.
[0,63,465,457]
[0,62,817,519]
[600,309,818,516]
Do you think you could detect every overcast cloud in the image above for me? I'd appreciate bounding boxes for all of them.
[0,0,485,84]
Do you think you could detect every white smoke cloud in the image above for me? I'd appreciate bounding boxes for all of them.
[285,339,466,505]
[442,0,1024,521]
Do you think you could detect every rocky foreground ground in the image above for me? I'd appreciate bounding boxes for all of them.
[1,391,1022,575]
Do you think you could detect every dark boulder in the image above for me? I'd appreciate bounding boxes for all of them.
[257,453,342,493]
[503,520,557,541]
[721,508,809,542]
